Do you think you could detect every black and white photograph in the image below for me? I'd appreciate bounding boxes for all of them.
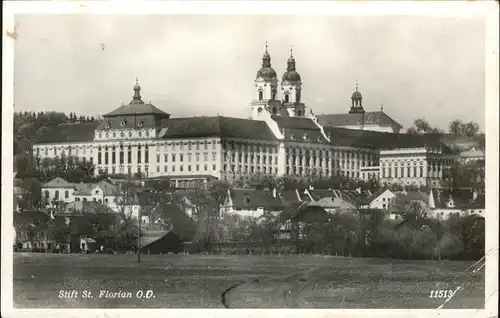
[2,1,498,317]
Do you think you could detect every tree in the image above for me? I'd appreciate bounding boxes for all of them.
[407,118,443,135]
[448,120,464,136]
[448,119,480,137]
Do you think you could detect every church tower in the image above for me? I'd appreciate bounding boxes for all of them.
[281,47,306,117]
[251,42,283,119]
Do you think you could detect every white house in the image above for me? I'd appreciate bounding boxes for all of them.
[42,177,120,211]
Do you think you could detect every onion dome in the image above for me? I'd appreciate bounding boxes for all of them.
[130,77,145,105]
[351,83,362,100]
[256,42,277,80]
[282,47,301,83]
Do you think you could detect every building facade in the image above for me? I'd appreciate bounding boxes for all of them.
[33,45,451,187]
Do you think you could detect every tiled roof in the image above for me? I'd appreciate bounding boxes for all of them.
[337,190,368,207]
[317,111,403,129]
[308,189,335,201]
[150,202,197,240]
[96,114,160,130]
[309,196,357,210]
[229,189,284,209]
[323,126,451,151]
[44,177,75,189]
[282,128,329,144]
[160,116,278,140]
[271,116,320,131]
[45,179,119,197]
[279,201,307,221]
[103,103,170,117]
[139,230,170,248]
[36,122,99,144]
[279,190,302,205]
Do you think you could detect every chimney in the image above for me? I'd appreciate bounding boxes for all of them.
[272,188,277,198]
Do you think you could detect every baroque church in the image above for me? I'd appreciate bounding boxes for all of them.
[33,45,454,189]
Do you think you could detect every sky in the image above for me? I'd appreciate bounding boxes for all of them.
[14,14,486,131]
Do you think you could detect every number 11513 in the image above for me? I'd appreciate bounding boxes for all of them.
[429,290,455,298]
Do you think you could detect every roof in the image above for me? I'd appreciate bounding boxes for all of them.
[309,196,357,210]
[36,122,99,144]
[160,116,278,140]
[229,189,284,209]
[44,178,119,196]
[139,230,170,248]
[279,190,302,205]
[282,128,329,144]
[149,202,197,240]
[271,116,320,131]
[103,103,170,117]
[307,189,335,201]
[322,126,450,151]
[317,111,403,129]
[43,177,75,189]
[336,189,370,207]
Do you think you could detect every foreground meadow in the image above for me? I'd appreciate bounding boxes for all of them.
[13,253,484,308]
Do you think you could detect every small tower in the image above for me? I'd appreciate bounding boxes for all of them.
[130,77,145,105]
[349,83,365,114]
[251,42,282,119]
[281,46,306,117]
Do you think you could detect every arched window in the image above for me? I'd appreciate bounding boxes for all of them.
[296,90,301,102]
[272,89,277,100]
[272,107,278,115]
[119,144,124,164]
[112,146,116,164]
[64,190,69,199]
[44,190,49,199]
[128,145,132,164]
[297,110,302,116]
[54,190,59,200]
[284,94,289,103]
[258,91,263,100]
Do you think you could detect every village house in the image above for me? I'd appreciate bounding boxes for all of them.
[41,177,120,209]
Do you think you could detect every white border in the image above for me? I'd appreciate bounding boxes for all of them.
[2,1,498,318]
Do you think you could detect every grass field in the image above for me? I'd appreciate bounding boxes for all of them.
[13,253,484,309]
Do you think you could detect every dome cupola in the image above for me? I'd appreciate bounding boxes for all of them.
[282,47,301,83]
[256,41,277,80]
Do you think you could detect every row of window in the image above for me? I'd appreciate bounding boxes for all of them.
[155,164,217,173]
[97,148,149,165]
[286,148,376,160]
[224,141,278,154]
[45,190,115,203]
[224,153,277,165]
[37,147,91,157]
[223,165,278,175]
[157,152,217,163]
